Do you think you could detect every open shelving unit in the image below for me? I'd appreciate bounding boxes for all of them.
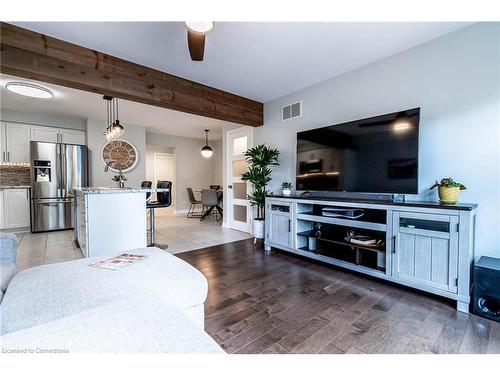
[295,202,388,274]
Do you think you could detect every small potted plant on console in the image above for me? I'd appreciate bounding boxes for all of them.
[241,144,280,243]
[429,177,466,204]
[281,181,292,196]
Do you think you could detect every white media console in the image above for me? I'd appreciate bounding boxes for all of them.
[264,195,477,312]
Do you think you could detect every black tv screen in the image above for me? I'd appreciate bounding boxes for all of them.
[296,108,419,194]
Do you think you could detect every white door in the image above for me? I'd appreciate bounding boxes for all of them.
[30,125,59,143]
[226,127,253,233]
[60,129,86,145]
[3,188,30,229]
[154,153,175,214]
[5,123,31,163]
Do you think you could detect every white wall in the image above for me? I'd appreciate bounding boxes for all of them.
[0,109,87,130]
[146,132,222,211]
[252,23,500,257]
[86,118,146,187]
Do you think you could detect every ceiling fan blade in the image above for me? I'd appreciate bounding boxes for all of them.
[187,30,205,61]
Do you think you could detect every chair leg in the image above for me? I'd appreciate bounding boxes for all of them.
[187,203,194,218]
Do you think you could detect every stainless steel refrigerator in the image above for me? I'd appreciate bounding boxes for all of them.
[30,141,88,232]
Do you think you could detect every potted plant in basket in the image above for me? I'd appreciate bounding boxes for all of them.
[429,177,466,204]
[281,182,293,196]
[241,144,280,241]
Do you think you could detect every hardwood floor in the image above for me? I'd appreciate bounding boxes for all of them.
[177,239,500,354]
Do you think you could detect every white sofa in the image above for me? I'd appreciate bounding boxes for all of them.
[0,245,223,353]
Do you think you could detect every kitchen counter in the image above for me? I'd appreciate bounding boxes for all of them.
[0,186,30,189]
[73,187,169,257]
[73,187,169,194]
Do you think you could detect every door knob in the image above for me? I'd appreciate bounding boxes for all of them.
[228,185,233,189]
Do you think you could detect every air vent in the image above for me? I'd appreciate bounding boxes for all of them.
[282,101,302,121]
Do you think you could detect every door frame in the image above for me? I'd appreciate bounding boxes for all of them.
[153,152,176,213]
[225,126,253,233]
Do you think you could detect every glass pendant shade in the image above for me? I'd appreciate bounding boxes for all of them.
[201,145,213,158]
[201,129,213,158]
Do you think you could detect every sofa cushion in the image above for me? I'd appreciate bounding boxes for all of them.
[0,247,208,334]
[1,261,16,292]
[1,294,223,353]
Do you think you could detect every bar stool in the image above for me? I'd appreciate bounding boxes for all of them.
[146,181,172,249]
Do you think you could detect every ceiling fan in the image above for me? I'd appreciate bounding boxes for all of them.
[185,22,214,61]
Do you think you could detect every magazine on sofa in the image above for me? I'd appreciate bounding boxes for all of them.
[89,254,148,270]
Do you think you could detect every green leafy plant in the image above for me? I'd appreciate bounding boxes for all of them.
[241,144,280,220]
[429,177,466,190]
[281,181,292,189]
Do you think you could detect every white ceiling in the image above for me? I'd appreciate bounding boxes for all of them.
[0,74,225,139]
[13,22,472,102]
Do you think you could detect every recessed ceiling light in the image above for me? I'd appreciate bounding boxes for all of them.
[185,21,214,34]
[5,81,54,99]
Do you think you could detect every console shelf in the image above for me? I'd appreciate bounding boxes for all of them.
[266,195,477,313]
[296,213,387,231]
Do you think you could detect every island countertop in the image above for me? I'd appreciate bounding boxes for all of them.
[73,187,169,194]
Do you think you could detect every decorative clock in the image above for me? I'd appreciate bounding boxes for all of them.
[101,139,138,172]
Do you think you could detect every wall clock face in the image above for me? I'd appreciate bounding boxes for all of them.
[101,139,138,172]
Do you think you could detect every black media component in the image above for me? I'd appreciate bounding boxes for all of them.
[472,256,500,321]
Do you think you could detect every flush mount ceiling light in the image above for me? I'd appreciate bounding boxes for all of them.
[184,22,214,61]
[201,129,213,158]
[5,81,54,99]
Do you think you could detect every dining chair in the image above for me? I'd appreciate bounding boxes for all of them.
[210,185,221,190]
[200,189,223,222]
[186,187,204,218]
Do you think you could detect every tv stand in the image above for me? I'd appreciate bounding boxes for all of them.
[297,191,406,203]
[265,194,477,313]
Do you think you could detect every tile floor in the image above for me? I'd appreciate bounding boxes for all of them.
[7,212,252,271]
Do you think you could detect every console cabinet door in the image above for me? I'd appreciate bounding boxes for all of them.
[392,211,459,293]
[267,202,292,248]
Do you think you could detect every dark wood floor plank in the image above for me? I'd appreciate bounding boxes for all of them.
[176,239,500,354]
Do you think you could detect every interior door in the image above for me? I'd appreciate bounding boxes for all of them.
[226,127,253,233]
[154,153,175,213]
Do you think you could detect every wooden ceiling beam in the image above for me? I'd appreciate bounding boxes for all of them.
[0,22,263,126]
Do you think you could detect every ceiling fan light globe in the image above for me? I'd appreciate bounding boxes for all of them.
[185,21,214,34]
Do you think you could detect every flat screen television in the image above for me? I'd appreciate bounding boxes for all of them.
[296,108,420,194]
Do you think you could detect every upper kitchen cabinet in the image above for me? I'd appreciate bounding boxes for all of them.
[59,129,86,145]
[30,125,59,143]
[1,122,31,163]
[31,125,86,145]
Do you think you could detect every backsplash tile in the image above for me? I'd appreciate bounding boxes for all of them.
[0,164,31,186]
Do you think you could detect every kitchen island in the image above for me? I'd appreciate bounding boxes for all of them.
[73,187,168,257]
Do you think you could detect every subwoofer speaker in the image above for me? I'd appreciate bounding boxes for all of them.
[472,256,500,322]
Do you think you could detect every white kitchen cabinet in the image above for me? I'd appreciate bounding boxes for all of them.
[392,211,459,293]
[31,125,86,145]
[2,188,31,229]
[30,125,59,143]
[2,122,31,163]
[60,129,86,145]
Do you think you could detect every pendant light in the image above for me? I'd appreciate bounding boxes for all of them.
[201,129,213,158]
[102,96,125,139]
[110,97,124,138]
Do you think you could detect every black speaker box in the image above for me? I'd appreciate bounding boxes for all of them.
[472,256,500,322]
